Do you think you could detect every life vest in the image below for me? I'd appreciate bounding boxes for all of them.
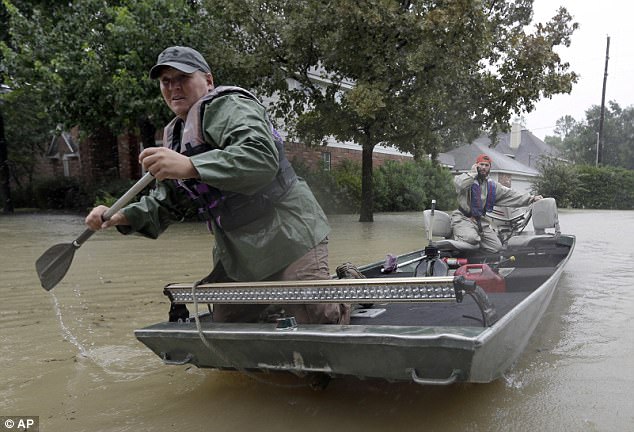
[163,86,297,231]
[469,179,496,218]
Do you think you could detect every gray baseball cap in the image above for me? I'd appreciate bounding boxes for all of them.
[149,46,211,79]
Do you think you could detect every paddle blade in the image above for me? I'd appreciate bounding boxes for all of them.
[36,243,77,291]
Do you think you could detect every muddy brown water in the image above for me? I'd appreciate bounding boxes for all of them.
[1,210,633,431]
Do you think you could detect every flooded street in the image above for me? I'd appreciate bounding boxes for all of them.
[1,210,633,431]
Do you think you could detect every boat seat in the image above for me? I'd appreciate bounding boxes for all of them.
[531,197,560,235]
[423,209,479,252]
[506,198,560,248]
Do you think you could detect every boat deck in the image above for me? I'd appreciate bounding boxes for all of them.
[347,260,558,327]
[350,291,529,327]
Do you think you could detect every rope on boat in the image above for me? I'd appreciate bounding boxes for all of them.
[190,278,310,389]
[192,278,212,351]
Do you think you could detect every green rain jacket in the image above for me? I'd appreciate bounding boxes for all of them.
[118,91,330,281]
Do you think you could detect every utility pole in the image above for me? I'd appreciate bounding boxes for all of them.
[597,35,610,165]
[595,132,599,167]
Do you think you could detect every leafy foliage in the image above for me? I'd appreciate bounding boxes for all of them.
[0,0,253,180]
[32,176,91,211]
[374,160,456,212]
[209,0,578,220]
[296,158,456,214]
[2,0,579,219]
[292,158,360,214]
[571,165,634,210]
[545,102,634,170]
[532,160,634,209]
[0,84,56,185]
[531,158,582,208]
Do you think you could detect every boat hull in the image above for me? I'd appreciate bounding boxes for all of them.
[135,234,575,385]
[137,321,487,383]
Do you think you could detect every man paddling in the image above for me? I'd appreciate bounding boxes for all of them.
[85,46,349,325]
[451,154,543,253]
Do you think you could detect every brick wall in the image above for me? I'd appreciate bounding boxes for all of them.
[32,128,86,181]
[114,139,412,179]
[497,173,512,188]
[33,129,142,183]
[34,133,412,185]
[117,131,142,179]
[285,142,412,171]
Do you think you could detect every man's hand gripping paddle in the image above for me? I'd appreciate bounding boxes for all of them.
[35,172,154,291]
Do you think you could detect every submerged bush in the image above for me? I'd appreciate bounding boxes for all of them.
[33,176,92,211]
[531,159,582,208]
[294,157,456,213]
[532,161,634,209]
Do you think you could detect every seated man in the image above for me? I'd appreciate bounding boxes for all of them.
[451,154,543,253]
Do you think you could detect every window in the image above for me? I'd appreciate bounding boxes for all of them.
[321,152,331,171]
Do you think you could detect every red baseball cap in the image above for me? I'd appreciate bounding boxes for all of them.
[476,154,492,164]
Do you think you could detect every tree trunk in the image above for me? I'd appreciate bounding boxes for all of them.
[359,143,375,222]
[0,109,14,213]
[89,128,119,182]
[138,116,157,149]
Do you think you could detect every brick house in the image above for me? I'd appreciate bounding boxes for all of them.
[37,67,415,183]
[40,128,143,183]
[38,125,411,184]
[284,141,412,171]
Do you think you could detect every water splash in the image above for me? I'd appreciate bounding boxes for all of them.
[49,291,89,358]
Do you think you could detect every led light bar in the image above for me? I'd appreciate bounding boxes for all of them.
[164,276,460,305]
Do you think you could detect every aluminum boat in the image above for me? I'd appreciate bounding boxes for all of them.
[135,198,574,387]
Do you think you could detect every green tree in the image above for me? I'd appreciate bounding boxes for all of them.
[546,102,634,169]
[571,165,634,210]
[212,0,578,221]
[1,85,55,192]
[531,158,581,208]
[0,0,241,182]
[2,0,579,219]
[0,1,14,212]
[544,114,577,152]
[374,159,456,212]
[602,103,634,170]
[0,90,12,213]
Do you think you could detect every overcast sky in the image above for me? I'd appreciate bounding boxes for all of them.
[522,0,634,139]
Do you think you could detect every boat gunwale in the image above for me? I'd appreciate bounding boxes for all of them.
[136,234,576,353]
[475,233,576,346]
[134,322,484,347]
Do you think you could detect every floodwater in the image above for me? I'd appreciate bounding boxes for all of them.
[1,210,633,431]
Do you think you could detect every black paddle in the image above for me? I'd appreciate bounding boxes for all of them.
[36,172,154,291]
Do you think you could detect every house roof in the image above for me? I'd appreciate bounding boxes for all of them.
[46,131,79,159]
[437,152,455,169]
[478,128,561,169]
[444,141,540,176]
